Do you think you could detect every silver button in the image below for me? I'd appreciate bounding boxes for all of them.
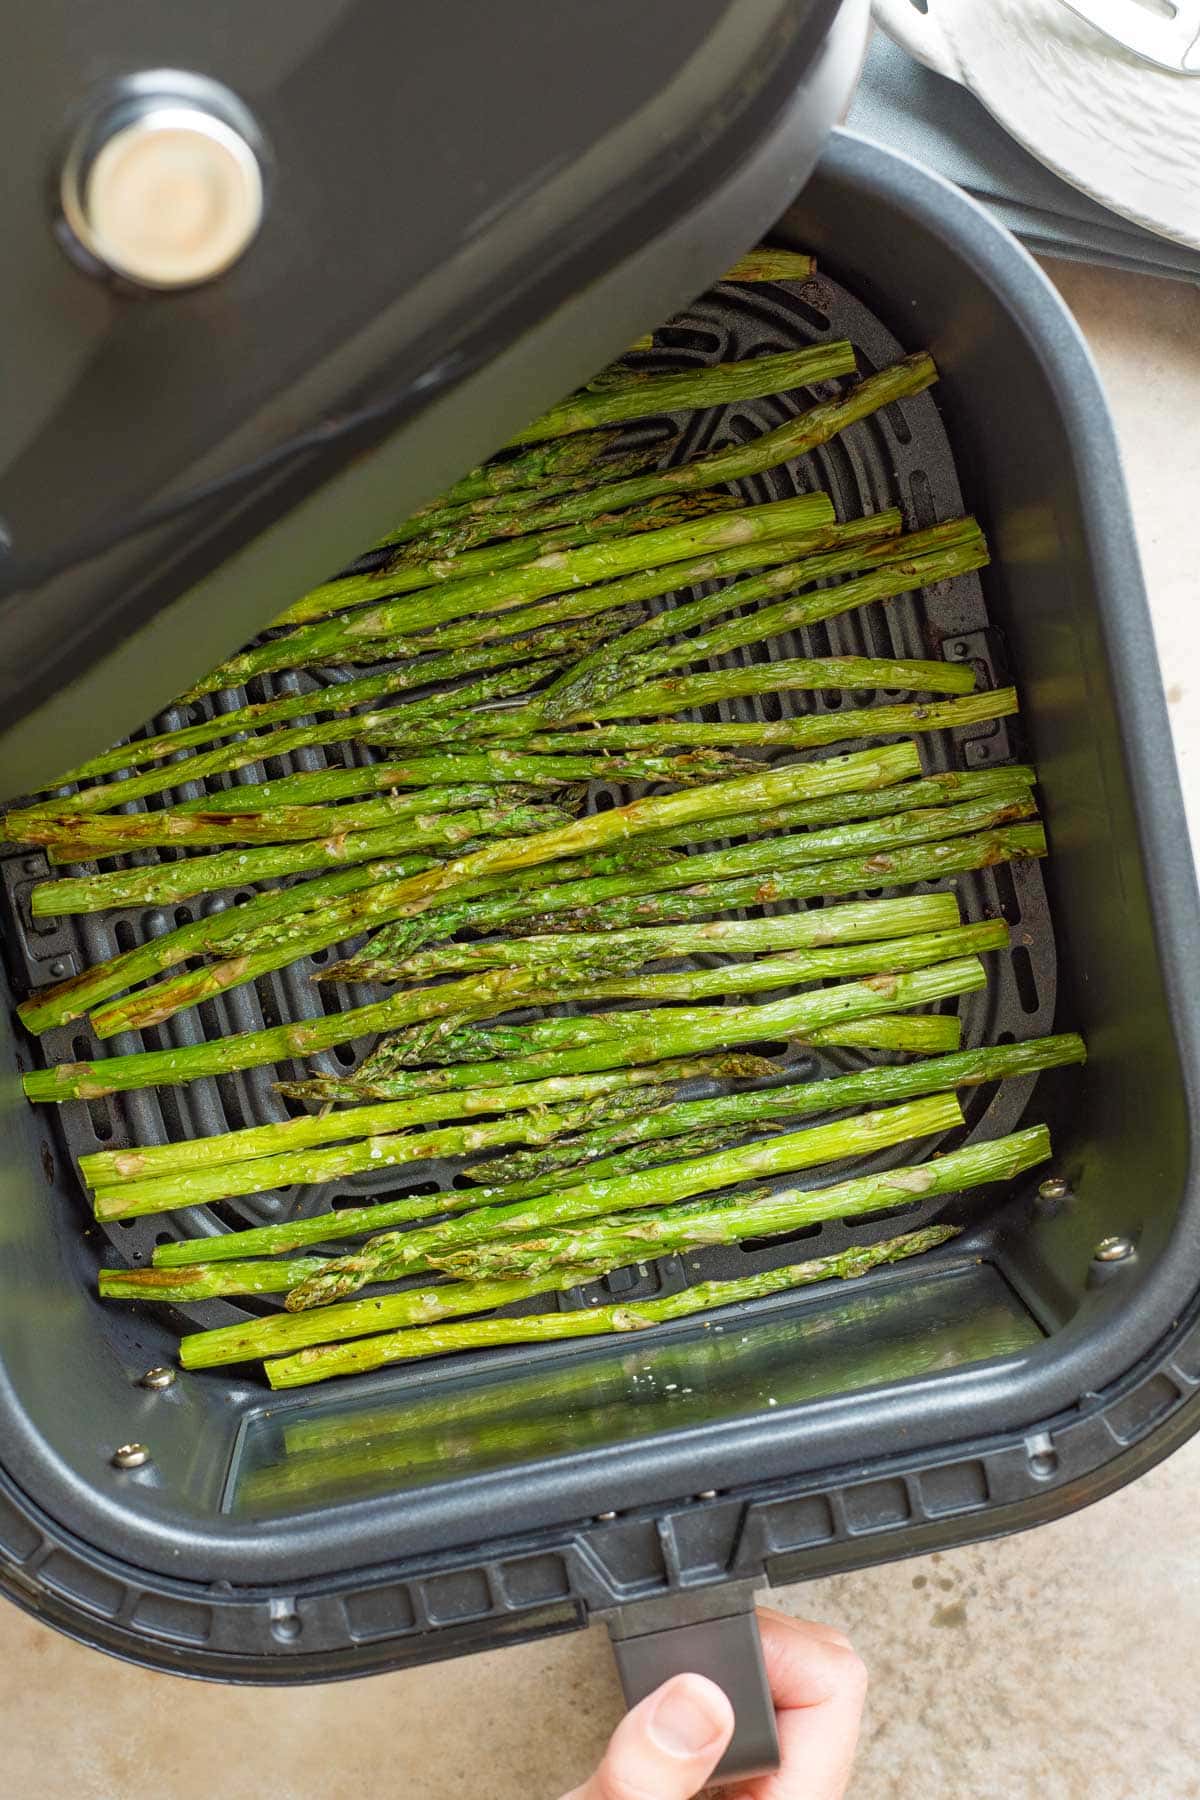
[61,83,264,289]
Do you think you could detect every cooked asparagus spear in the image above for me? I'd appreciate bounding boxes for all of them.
[722,249,817,282]
[266,1225,961,1386]
[807,1015,962,1052]
[91,1054,772,1194]
[460,1034,1084,1197]
[31,800,574,918]
[148,1036,1078,1270]
[23,951,985,1105]
[4,660,569,833]
[554,651,979,723]
[199,356,937,692]
[91,925,1000,1210]
[413,430,625,509]
[434,1128,1051,1284]
[360,688,1021,758]
[286,1092,965,1307]
[83,743,924,1033]
[544,517,981,714]
[141,1260,608,1345]
[332,818,1043,983]
[91,1084,682,1220]
[45,610,633,786]
[271,485,737,625]
[255,510,902,694]
[346,830,989,982]
[83,846,691,1040]
[99,1256,331,1300]
[186,493,837,692]
[126,795,1021,1036]
[504,341,856,445]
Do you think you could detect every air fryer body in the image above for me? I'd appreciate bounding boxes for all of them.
[0,129,1196,1680]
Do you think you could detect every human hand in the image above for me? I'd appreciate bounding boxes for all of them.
[562,1607,867,1800]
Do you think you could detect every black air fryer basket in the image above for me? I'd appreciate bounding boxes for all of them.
[2,3,1199,1779]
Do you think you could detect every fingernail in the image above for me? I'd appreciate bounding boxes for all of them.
[648,1677,729,1758]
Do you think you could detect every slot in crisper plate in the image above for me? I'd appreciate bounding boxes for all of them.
[0,270,1056,1334]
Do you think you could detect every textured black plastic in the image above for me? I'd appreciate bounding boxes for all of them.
[0,131,1196,1683]
[2,266,1052,1335]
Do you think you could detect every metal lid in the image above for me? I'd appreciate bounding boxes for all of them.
[0,0,851,798]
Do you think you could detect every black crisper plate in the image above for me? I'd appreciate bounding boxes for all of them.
[1,269,1055,1337]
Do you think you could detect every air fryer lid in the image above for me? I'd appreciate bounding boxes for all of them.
[0,0,850,798]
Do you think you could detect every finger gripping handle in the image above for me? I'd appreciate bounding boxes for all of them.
[607,1586,779,1785]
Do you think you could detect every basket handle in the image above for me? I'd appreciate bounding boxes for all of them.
[606,1582,779,1785]
[871,0,962,80]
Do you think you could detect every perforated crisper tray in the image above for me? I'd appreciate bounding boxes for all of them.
[0,269,1055,1335]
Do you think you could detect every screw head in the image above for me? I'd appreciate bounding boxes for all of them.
[596,1510,618,1522]
[1094,1235,1135,1263]
[696,1490,718,1501]
[140,1366,176,1390]
[112,1442,151,1469]
[1038,1177,1070,1202]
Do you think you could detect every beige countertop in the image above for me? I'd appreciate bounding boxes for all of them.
[3,258,1199,1800]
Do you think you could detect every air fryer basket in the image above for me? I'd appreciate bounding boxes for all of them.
[0,130,1197,1686]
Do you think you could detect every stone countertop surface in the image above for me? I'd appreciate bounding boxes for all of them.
[3,259,1199,1800]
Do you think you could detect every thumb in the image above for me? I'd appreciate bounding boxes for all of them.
[567,1672,735,1800]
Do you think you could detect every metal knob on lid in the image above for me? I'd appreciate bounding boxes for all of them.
[59,72,265,290]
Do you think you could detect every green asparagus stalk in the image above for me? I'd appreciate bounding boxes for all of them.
[414,431,626,509]
[346,836,985,983]
[467,1121,771,1200]
[543,517,979,713]
[28,784,548,855]
[24,949,984,1106]
[92,1054,771,1194]
[82,842,693,1040]
[152,1035,1078,1270]
[31,801,573,918]
[145,1073,776,1270]
[722,249,817,282]
[100,919,1000,1137]
[460,1034,1082,1198]
[384,990,968,1069]
[91,868,947,1041]
[99,1256,330,1300]
[91,1084,684,1221]
[186,493,838,692]
[22,833,684,1037]
[287,1093,964,1307]
[267,1225,960,1386]
[362,688,1021,759]
[4,661,569,832]
[504,341,857,445]
[568,652,977,722]
[201,510,898,698]
[332,810,1040,982]
[45,613,631,786]
[193,741,929,934]
[375,452,703,556]
[90,924,991,1172]
[436,1128,1050,1284]
[267,483,735,627]
[207,349,938,690]
[74,745,920,1012]
[177,1262,616,1366]
[20,741,748,860]
[807,1015,962,1052]
[41,790,580,862]
[277,928,1003,1107]
[626,558,997,687]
